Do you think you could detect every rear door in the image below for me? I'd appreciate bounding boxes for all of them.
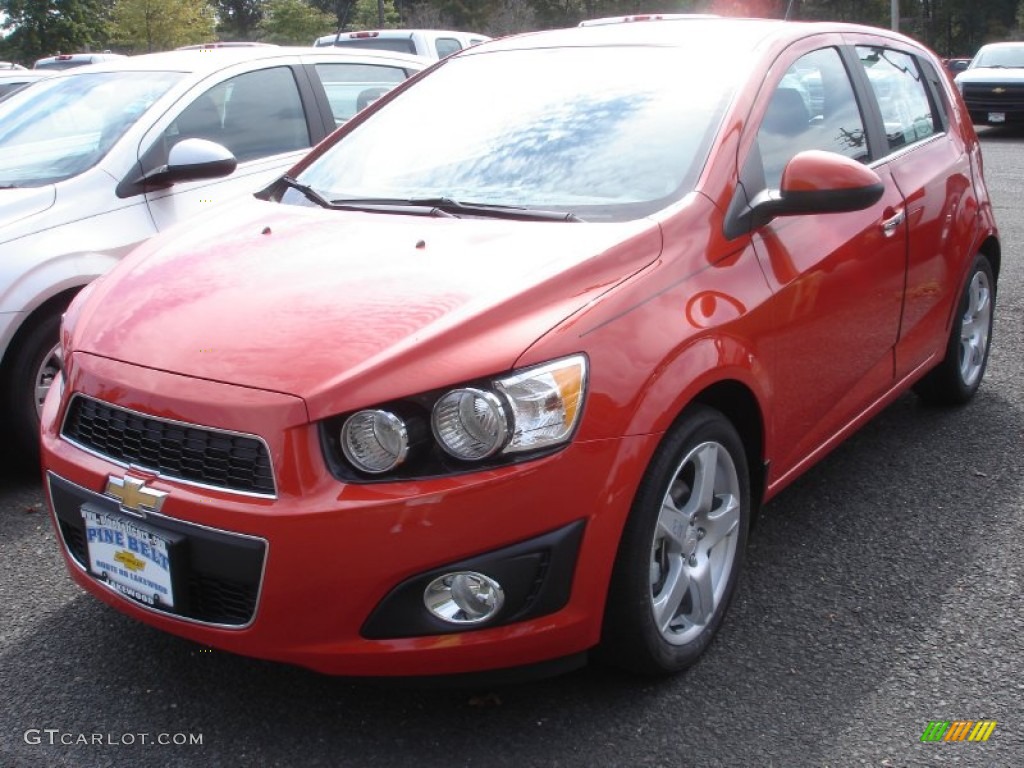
[849,40,975,379]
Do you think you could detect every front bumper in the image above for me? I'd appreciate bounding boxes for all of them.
[42,353,657,676]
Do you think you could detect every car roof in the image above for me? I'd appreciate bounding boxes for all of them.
[975,41,1024,52]
[469,17,918,57]
[0,69,51,80]
[55,46,430,76]
[321,29,487,39]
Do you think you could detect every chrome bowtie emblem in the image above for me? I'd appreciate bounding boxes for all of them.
[104,475,167,517]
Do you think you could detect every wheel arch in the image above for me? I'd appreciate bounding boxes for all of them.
[977,234,1000,284]
[0,286,82,374]
[689,380,767,517]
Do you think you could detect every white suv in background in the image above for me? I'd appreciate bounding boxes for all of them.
[313,29,489,59]
[0,47,427,464]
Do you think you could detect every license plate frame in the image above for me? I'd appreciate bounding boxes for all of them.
[989,112,1006,123]
[81,504,183,609]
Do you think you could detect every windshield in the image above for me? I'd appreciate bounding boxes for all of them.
[0,71,182,187]
[292,46,740,221]
[974,46,1024,68]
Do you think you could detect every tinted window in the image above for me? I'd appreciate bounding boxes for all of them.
[314,63,408,124]
[435,38,462,58]
[857,47,937,153]
[757,48,868,188]
[158,67,309,164]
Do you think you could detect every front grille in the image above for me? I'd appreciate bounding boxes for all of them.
[50,473,265,627]
[962,82,1024,112]
[62,395,275,496]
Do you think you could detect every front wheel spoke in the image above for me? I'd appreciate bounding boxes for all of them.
[679,444,719,519]
[657,498,689,548]
[702,494,740,549]
[688,557,716,627]
[652,556,689,632]
[968,280,989,317]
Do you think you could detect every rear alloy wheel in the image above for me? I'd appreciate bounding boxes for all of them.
[599,405,750,675]
[1,309,63,467]
[914,254,995,406]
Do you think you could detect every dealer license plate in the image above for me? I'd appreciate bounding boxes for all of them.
[989,112,1006,123]
[81,505,176,608]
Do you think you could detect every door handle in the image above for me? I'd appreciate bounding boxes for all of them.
[881,208,905,237]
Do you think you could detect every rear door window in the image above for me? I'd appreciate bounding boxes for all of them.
[314,63,409,124]
[856,47,939,153]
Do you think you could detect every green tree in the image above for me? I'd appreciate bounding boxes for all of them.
[349,0,400,27]
[109,0,216,52]
[0,0,113,64]
[216,0,266,40]
[258,0,335,43]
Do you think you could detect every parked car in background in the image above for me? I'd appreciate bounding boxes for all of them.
[954,41,1024,124]
[0,69,51,99]
[0,47,427,465]
[942,56,971,75]
[176,42,278,50]
[41,18,998,679]
[33,52,126,70]
[313,29,489,59]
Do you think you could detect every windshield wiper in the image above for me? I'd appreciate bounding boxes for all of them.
[280,175,333,208]
[330,196,582,222]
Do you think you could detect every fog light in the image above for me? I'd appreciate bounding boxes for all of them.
[424,571,505,625]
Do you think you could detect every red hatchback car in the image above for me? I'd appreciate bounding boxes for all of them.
[42,18,998,679]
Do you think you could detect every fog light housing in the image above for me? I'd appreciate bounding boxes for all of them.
[424,571,505,625]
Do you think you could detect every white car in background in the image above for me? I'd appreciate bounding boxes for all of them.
[313,29,489,59]
[0,46,427,464]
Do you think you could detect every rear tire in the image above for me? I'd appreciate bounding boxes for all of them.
[598,405,750,675]
[1,309,63,469]
[914,254,995,406]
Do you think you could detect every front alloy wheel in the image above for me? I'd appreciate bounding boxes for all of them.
[649,439,742,646]
[599,405,750,675]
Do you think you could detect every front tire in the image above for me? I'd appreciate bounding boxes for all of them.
[1,309,63,468]
[914,253,995,406]
[598,405,750,675]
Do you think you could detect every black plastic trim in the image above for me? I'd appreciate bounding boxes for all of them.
[361,520,586,639]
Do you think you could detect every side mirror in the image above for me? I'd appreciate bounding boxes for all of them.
[117,138,237,197]
[727,150,884,237]
[162,138,238,183]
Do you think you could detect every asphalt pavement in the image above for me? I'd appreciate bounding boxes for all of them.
[1,128,1022,768]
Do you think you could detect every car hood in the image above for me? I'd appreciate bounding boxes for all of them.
[0,185,55,232]
[73,199,663,420]
[957,67,1024,84]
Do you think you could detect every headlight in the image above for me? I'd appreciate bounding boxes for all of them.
[340,409,409,473]
[323,354,588,480]
[496,356,586,454]
[432,388,509,460]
